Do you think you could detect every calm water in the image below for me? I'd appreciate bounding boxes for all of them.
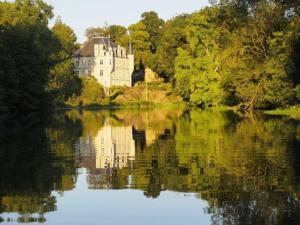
[1,108,300,225]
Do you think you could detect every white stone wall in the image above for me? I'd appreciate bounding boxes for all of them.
[111,57,132,87]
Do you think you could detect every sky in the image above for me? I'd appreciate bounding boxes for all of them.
[44,0,209,43]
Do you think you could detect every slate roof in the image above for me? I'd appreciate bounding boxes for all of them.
[74,36,116,57]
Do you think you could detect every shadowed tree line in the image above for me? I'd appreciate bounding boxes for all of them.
[0,112,82,223]
[0,0,81,116]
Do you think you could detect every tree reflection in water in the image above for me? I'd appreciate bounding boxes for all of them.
[1,109,300,225]
[0,114,82,222]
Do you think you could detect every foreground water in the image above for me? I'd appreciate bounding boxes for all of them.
[0,108,300,225]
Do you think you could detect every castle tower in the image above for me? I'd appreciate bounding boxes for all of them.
[128,38,134,87]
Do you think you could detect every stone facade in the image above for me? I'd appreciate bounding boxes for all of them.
[73,36,134,88]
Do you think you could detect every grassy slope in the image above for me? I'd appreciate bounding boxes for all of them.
[112,82,183,107]
[265,106,300,119]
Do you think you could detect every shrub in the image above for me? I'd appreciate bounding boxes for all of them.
[66,77,105,106]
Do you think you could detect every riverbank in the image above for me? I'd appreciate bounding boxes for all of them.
[265,106,300,119]
[59,81,185,110]
[56,101,187,111]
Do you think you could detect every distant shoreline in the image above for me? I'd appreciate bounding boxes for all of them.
[264,106,300,120]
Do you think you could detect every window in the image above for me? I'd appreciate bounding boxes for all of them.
[88,70,91,76]
[75,60,79,67]
[100,70,104,76]
[87,60,91,67]
[75,70,79,76]
[100,60,104,65]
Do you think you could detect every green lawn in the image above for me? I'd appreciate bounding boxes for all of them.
[265,106,300,119]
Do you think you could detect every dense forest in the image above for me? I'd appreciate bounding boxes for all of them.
[107,0,300,109]
[0,0,300,116]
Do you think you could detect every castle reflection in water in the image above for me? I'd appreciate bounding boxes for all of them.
[73,109,178,190]
[75,121,137,189]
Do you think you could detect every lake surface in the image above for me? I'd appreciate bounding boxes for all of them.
[1,108,300,225]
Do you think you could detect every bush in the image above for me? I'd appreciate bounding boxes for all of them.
[109,86,124,100]
[66,77,105,106]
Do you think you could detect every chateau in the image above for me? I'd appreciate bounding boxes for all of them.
[73,36,134,88]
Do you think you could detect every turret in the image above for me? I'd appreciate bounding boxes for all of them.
[107,36,114,73]
[128,41,134,87]
[127,35,134,87]
[128,37,133,55]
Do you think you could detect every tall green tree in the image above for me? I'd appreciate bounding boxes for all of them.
[85,26,110,40]
[85,24,127,44]
[0,0,58,114]
[49,19,81,104]
[175,7,231,106]
[226,3,300,109]
[140,11,164,53]
[109,25,127,44]
[154,14,188,80]
[128,22,151,70]
[172,1,300,109]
